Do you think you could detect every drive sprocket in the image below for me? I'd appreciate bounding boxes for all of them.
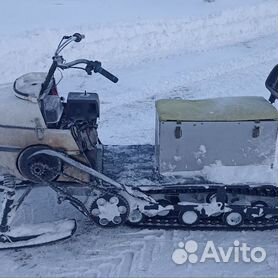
[17,145,62,182]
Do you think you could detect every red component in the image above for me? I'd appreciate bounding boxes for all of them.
[49,79,59,96]
[50,85,59,96]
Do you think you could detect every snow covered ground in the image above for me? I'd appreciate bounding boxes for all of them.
[0,0,278,277]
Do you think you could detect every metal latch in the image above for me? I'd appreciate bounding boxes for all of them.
[252,125,260,138]
[35,118,44,140]
[175,123,182,139]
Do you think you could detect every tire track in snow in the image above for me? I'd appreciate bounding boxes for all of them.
[73,228,168,277]
[138,236,156,271]
[1,202,277,277]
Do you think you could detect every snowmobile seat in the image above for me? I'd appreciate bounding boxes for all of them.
[13,72,47,103]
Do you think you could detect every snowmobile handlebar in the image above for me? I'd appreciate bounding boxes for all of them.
[57,59,118,83]
[55,33,85,56]
[85,60,119,83]
[53,33,118,83]
[61,33,85,42]
[40,33,118,96]
[72,33,85,42]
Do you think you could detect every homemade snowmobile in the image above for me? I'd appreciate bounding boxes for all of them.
[1,33,278,249]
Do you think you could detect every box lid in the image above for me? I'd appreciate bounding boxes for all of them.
[156,97,278,122]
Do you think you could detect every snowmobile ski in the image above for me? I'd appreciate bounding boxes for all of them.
[0,219,76,250]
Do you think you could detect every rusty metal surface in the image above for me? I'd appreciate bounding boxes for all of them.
[0,127,80,150]
[0,126,83,180]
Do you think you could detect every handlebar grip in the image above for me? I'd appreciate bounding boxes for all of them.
[73,33,85,42]
[98,68,119,83]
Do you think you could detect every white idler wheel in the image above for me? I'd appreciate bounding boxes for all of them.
[224,211,244,227]
[96,198,106,206]
[179,210,199,225]
[90,194,130,228]
[110,196,119,205]
[99,218,109,226]
[118,206,127,214]
[112,216,122,225]
[91,208,100,216]
[128,209,144,224]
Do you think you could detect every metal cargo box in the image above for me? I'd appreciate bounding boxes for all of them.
[155,97,278,175]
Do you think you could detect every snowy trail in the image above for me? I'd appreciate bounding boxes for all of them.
[1,215,277,277]
[0,1,277,84]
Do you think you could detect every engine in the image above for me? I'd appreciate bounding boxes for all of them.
[64,92,100,122]
[61,92,100,168]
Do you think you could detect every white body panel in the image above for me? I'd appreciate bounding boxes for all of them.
[0,82,90,182]
[0,83,45,128]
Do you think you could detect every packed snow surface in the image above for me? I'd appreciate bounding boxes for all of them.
[0,0,278,277]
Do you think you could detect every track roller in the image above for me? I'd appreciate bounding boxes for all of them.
[90,193,130,227]
[223,211,244,227]
[179,208,200,226]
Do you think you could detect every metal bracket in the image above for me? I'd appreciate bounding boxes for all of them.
[34,118,44,140]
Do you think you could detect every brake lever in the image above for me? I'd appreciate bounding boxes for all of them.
[85,61,101,75]
[85,64,92,75]
[62,35,71,40]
